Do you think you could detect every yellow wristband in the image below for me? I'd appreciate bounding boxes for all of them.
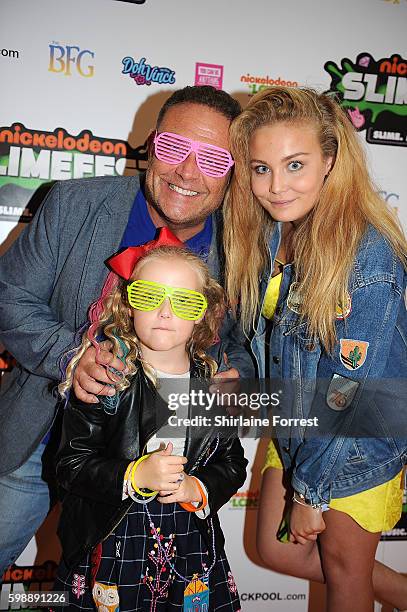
[124,461,134,483]
[130,454,157,498]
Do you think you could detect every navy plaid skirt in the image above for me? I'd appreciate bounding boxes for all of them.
[54,499,241,611]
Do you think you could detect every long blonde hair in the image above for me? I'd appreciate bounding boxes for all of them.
[59,246,226,396]
[224,86,406,350]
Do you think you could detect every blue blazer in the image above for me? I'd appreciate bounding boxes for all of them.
[0,175,253,475]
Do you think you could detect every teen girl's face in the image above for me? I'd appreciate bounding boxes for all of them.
[249,121,333,224]
[129,257,203,369]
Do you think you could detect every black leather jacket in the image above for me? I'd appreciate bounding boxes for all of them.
[56,360,248,568]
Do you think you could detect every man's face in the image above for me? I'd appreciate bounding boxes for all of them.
[145,102,232,235]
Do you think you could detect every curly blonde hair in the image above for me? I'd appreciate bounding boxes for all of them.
[59,246,226,396]
[224,86,407,351]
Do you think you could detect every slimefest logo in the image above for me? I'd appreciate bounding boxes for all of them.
[229,489,259,509]
[241,72,299,96]
[122,56,176,86]
[0,561,58,610]
[1,561,57,585]
[0,123,148,222]
[324,52,407,146]
[48,43,95,77]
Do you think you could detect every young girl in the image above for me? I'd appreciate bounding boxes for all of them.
[54,234,246,611]
[224,87,407,611]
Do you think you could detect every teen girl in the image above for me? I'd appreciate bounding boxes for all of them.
[224,87,407,611]
[54,233,246,611]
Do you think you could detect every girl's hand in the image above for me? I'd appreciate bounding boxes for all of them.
[134,442,187,492]
[289,501,326,545]
[157,474,202,505]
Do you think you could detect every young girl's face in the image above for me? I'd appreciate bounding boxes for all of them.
[129,257,203,362]
[249,121,333,225]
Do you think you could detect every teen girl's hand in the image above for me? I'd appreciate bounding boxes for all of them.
[289,501,326,545]
[157,474,202,505]
[210,352,241,414]
[134,442,187,492]
[210,353,240,395]
[73,340,125,403]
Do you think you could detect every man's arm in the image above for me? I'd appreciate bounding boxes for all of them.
[0,182,76,380]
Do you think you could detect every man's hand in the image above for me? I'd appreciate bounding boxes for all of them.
[73,340,125,403]
[158,474,202,504]
[289,500,326,545]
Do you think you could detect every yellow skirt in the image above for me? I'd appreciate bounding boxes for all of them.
[262,439,404,533]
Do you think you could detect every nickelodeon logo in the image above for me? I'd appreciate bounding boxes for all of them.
[0,123,149,223]
[0,123,147,183]
[229,490,259,509]
[2,561,57,584]
[241,73,299,95]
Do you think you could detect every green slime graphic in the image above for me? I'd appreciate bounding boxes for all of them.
[326,61,407,122]
[0,147,112,191]
[0,153,48,190]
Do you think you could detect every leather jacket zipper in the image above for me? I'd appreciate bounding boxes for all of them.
[102,425,166,541]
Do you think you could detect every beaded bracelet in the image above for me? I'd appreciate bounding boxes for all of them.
[130,454,158,497]
[179,476,207,512]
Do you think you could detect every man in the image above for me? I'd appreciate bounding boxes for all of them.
[0,86,253,576]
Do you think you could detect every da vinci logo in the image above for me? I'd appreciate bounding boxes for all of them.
[324,53,407,147]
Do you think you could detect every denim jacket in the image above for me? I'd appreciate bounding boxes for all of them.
[251,223,407,505]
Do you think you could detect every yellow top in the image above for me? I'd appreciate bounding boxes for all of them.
[262,262,284,319]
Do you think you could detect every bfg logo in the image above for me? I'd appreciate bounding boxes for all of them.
[48,43,95,77]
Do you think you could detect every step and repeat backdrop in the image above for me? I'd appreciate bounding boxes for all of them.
[0,0,406,610]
